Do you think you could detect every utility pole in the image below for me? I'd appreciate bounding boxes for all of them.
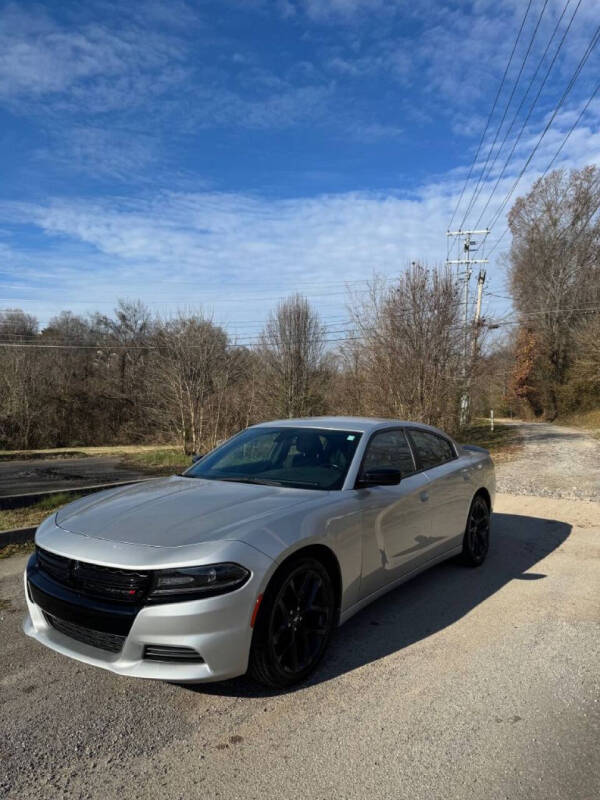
[446,229,489,427]
[472,268,486,360]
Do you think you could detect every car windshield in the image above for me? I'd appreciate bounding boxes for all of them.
[184,427,362,490]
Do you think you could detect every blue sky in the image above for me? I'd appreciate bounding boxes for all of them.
[1,0,599,338]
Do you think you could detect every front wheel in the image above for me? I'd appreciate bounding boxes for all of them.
[249,556,336,689]
[460,494,491,566]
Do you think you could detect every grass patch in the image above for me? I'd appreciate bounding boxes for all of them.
[120,447,190,474]
[460,419,523,462]
[0,443,178,461]
[0,541,35,559]
[557,409,600,438]
[0,492,81,532]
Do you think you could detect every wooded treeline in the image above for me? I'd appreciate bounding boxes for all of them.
[1,166,598,450]
[478,166,600,421]
[0,266,471,451]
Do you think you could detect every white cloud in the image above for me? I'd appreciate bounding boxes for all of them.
[34,126,159,181]
[0,2,334,131]
[346,121,404,141]
[298,0,396,22]
[0,4,185,108]
[2,187,454,331]
[1,0,599,334]
[184,83,333,130]
[2,83,597,330]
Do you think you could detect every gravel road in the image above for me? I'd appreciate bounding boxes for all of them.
[495,420,600,501]
[0,422,598,800]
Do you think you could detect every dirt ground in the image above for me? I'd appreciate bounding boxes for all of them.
[0,421,598,800]
[495,419,600,501]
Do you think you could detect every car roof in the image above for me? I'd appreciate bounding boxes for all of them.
[251,416,451,437]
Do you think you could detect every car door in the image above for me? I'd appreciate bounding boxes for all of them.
[357,429,433,600]
[406,428,471,553]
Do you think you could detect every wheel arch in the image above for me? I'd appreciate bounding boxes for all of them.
[266,544,343,620]
[474,487,492,511]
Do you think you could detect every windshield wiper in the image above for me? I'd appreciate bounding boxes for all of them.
[213,475,283,486]
[184,473,322,488]
[219,476,325,488]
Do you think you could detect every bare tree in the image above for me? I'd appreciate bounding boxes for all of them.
[257,294,329,419]
[571,315,600,389]
[0,310,45,448]
[153,313,230,453]
[90,300,154,438]
[39,311,96,445]
[343,266,463,431]
[0,309,38,340]
[560,315,600,412]
[471,335,520,419]
[508,167,600,418]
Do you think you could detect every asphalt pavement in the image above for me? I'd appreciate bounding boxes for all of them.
[0,457,149,497]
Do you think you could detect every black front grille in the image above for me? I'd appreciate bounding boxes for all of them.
[44,612,126,653]
[36,547,151,604]
[37,548,70,584]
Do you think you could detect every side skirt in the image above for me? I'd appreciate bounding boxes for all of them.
[338,545,463,626]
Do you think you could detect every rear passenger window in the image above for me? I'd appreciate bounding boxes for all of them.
[408,430,455,469]
[362,430,415,476]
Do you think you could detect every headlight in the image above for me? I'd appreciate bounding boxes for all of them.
[149,563,250,601]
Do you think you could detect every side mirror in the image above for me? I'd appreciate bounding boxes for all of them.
[191,453,204,463]
[357,468,402,488]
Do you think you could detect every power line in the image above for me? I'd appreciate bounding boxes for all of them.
[488,172,600,261]
[475,0,584,230]
[487,227,511,257]
[543,78,600,172]
[0,294,473,340]
[471,0,577,229]
[487,21,600,231]
[447,0,535,231]
[5,304,599,350]
[487,163,600,264]
[0,294,478,349]
[0,337,361,350]
[488,305,600,327]
[459,0,551,229]
[2,276,403,295]
[0,278,427,310]
[0,301,481,349]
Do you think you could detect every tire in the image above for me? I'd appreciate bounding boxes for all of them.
[249,555,336,689]
[460,494,491,567]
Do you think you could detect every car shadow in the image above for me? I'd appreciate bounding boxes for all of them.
[180,511,571,698]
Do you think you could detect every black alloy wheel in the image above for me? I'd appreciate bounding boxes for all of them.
[461,494,491,566]
[250,557,336,688]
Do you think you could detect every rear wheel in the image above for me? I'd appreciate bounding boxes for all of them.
[460,494,491,566]
[249,556,336,688]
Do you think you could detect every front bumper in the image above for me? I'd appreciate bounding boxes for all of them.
[23,545,273,683]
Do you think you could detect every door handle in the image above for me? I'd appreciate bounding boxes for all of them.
[420,491,429,502]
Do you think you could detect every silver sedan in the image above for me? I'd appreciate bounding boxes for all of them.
[23,417,495,688]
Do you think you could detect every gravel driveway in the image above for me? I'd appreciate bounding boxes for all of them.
[495,420,600,501]
[1,421,598,800]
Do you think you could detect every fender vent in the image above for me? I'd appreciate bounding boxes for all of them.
[143,645,204,663]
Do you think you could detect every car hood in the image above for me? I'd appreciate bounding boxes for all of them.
[54,476,320,548]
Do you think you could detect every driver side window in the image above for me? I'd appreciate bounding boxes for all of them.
[362,430,415,476]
